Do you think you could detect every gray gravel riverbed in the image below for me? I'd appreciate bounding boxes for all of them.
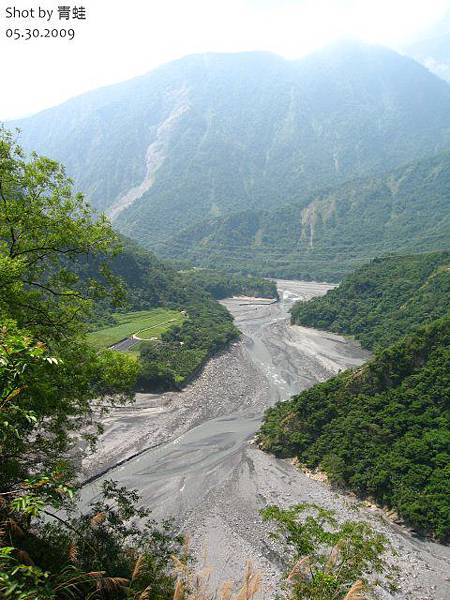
[81,280,450,598]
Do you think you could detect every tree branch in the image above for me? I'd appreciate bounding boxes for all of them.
[22,280,86,299]
[0,178,18,257]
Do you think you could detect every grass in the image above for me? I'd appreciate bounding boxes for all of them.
[87,308,185,350]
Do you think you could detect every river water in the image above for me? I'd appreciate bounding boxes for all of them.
[81,280,450,597]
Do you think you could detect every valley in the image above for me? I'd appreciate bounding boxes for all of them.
[80,280,450,598]
[2,23,450,598]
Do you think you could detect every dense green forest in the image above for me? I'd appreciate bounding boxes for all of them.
[159,152,450,280]
[260,251,450,542]
[178,269,277,300]
[259,316,450,541]
[84,242,240,390]
[291,251,450,349]
[134,268,277,388]
[137,298,239,389]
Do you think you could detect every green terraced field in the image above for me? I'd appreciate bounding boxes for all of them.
[87,308,185,350]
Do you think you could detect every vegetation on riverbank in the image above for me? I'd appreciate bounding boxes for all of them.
[137,299,240,389]
[259,316,450,541]
[261,252,450,542]
[290,251,450,350]
[87,243,276,390]
[178,269,278,300]
[262,503,394,598]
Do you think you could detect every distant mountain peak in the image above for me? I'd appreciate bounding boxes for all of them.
[11,44,450,256]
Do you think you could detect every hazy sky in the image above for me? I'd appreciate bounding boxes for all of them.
[1,0,449,120]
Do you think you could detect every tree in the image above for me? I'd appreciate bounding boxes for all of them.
[261,504,395,599]
[0,126,123,339]
[0,129,140,495]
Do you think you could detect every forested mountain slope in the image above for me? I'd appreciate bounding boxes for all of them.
[93,237,277,311]
[260,252,450,540]
[11,42,450,249]
[259,316,450,542]
[160,152,450,280]
[290,251,450,349]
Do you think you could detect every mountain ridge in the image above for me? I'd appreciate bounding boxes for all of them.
[10,41,450,251]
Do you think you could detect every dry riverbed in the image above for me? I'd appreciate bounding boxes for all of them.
[81,281,450,599]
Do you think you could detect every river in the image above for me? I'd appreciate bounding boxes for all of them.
[81,280,450,598]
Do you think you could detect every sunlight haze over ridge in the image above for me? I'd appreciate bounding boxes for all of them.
[1,0,449,119]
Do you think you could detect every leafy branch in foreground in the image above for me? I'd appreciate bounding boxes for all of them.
[0,128,140,494]
[0,323,139,503]
[261,504,395,599]
[0,335,177,592]
[1,478,185,600]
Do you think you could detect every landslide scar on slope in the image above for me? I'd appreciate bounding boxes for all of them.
[108,89,190,220]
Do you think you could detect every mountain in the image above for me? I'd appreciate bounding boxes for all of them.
[290,250,450,349]
[159,152,450,280]
[259,315,450,542]
[11,42,450,249]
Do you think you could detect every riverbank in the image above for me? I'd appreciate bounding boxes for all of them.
[81,280,450,598]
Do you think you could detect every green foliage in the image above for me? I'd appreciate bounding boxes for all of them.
[135,269,274,389]
[0,324,177,600]
[83,237,189,324]
[87,308,184,350]
[94,251,243,391]
[0,129,140,485]
[84,242,250,391]
[0,127,125,340]
[138,298,239,389]
[259,317,450,541]
[178,270,278,300]
[0,480,185,600]
[261,503,391,599]
[0,323,139,496]
[291,251,450,349]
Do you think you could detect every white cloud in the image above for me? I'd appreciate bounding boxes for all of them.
[1,0,449,120]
